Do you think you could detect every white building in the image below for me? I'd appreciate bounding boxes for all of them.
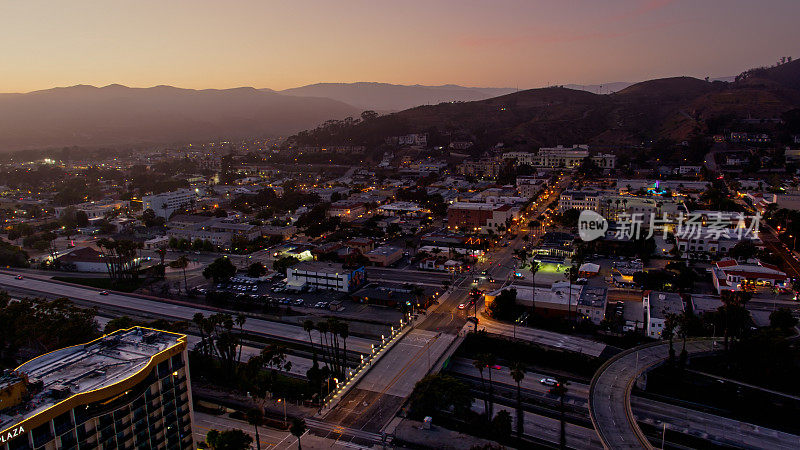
[286,261,366,292]
[143,189,198,219]
[54,200,130,219]
[503,145,615,170]
[643,291,685,339]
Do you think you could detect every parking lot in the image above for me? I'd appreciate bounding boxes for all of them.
[201,275,406,326]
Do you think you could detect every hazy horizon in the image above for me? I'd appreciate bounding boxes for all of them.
[2,0,799,93]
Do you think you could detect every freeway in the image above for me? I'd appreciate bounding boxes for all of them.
[450,357,800,449]
[0,272,376,354]
[589,340,718,450]
[365,266,453,288]
[476,311,607,357]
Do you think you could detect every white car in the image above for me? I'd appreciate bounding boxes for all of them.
[540,378,558,387]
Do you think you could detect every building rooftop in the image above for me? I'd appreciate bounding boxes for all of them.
[0,328,185,434]
[367,246,403,257]
[646,291,685,320]
[578,287,608,308]
[291,261,352,274]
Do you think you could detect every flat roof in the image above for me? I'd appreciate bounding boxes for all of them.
[291,261,355,274]
[646,291,685,319]
[0,328,184,434]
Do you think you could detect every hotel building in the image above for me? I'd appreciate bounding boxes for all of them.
[0,327,194,450]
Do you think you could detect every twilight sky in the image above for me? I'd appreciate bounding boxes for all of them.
[2,0,799,93]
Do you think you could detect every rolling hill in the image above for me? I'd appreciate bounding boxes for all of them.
[0,84,359,151]
[277,82,518,111]
[291,61,800,150]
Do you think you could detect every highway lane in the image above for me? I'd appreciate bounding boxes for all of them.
[631,397,800,450]
[92,316,317,378]
[589,340,718,450]
[476,311,607,357]
[470,400,603,449]
[450,357,800,449]
[0,273,376,354]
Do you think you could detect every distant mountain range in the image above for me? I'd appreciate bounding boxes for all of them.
[0,84,358,151]
[275,82,518,112]
[0,69,787,152]
[291,62,800,150]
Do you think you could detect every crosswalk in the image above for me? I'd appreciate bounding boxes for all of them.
[305,417,390,446]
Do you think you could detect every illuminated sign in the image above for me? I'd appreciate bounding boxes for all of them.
[0,425,24,444]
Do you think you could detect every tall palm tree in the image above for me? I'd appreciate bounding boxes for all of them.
[509,361,526,438]
[338,322,349,374]
[472,357,490,418]
[530,260,540,315]
[566,265,579,322]
[303,320,316,358]
[235,313,246,366]
[316,321,330,370]
[483,353,497,419]
[246,408,263,450]
[170,255,190,294]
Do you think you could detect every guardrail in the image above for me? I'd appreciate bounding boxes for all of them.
[318,310,414,411]
[588,338,719,450]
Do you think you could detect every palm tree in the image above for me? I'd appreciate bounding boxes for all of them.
[566,265,579,322]
[303,320,316,358]
[472,357,490,418]
[235,313,246,366]
[483,353,497,419]
[170,255,190,294]
[246,408,263,450]
[530,260,540,315]
[316,321,332,372]
[290,418,307,450]
[338,322,349,375]
[551,377,570,449]
[509,361,526,438]
[193,313,208,358]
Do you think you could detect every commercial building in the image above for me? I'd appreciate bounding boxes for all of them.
[365,245,404,267]
[0,327,193,450]
[458,159,502,179]
[376,202,426,218]
[446,202,516,234]
[286,261,366,292]
[327,201,367,222]
[143,189,197,219]
[711,258,788,294]
[577,287,608,325]
[56,247,142,273]
[351,282,436,309]
[643,291,685,338]
[503,145,615,170]
[54,200,130,220]
[166,215,261,249]
[558,189,602,212]
[485,282,584,320]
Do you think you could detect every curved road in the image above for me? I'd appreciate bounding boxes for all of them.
[589,339,718,449]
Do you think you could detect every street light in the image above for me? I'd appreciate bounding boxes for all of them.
[277,398,287,424]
